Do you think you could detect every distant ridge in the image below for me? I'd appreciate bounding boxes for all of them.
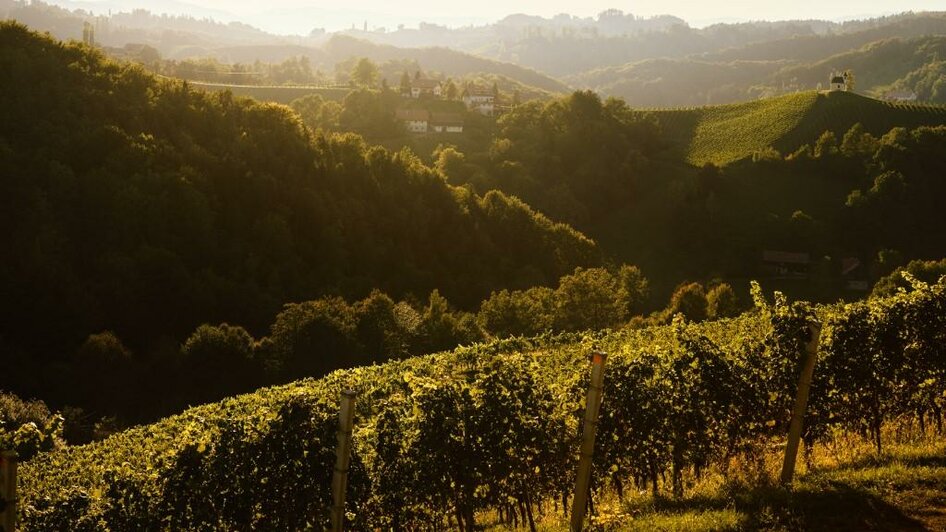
[650,91,946,165]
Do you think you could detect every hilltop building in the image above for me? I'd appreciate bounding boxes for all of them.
[829,71,850,92]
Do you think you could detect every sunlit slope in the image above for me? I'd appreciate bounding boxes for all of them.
[652,91,946,165]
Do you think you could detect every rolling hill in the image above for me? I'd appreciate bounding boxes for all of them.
[650,90,946,165]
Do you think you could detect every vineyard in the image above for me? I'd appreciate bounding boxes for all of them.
[651,91,946,165]
[12,274,945,529]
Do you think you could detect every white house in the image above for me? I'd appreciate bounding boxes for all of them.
[396,109,430,133]
[462,87,495,116]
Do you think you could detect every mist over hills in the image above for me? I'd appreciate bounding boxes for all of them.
[5,1,945,107]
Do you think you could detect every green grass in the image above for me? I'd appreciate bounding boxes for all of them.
[502,438,946,531]
[651,90,946,166]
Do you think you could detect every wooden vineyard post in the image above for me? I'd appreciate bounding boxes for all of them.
[780,322,822,486]
[0,451,17,532]
[330,390,357,532]
[570,351,607,532]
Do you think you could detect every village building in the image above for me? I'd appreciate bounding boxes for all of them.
[841,256,869,291]
[430,113,464,133]
[410,79,442,99]
[395,109,430,133]
[462,87,495,116]
[761,250,811,279]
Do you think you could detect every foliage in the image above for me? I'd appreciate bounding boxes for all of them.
[0,23,597,422]
[18,278,946,529]
[0,392,64,461]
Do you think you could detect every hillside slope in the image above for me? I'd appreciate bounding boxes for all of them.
[651,91,946,165]
[0,23,596,404]
[567,23,946,108]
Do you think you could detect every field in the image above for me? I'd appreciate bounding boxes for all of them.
[16,277,946,530]
[186,81,351,104]
[650,91,946,165]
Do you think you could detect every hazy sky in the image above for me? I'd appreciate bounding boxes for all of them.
[55,0,946,34]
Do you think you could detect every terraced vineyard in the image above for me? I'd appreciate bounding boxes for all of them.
[651,91,946,165]
[17,277,946,530]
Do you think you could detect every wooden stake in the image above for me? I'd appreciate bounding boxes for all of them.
[570,351,607,532]
[781,322,822,486]
[1,451,16,532]
[330,390,357,532]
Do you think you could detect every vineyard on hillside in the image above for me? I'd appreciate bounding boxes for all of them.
[651,91,946,165]
[15,275,946,529]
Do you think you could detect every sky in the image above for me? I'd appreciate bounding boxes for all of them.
[50,0,946,34]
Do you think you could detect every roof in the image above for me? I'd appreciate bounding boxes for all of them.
[831,76,846,84]
[430,113,464,127]
[412,79,441,90]
[762,250,810,264]
[841,257,862,276]
[464,87,494,97]
[396,109,430,121]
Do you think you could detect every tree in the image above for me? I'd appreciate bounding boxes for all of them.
[667,282,708,322]
[706,283,739,319]
[399,71,411,95]
[351,57,379,88]
[417,290,483,353]
[266,298,364,380]
[844,69,856,92]
[354,290,418,362]
[617,264,650,317]
[553,267,625,331]
[73,331,134,416]
[813,131,838,158]
[181,323,259,404]
[444,79,458,100]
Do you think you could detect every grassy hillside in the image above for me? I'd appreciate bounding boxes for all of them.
[651,91,946,165]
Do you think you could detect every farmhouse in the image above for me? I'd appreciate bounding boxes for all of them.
[395,109,429,133]
[761,250,810,279]
[430,113,464,133]
[410,79,442,99]
[462,87,495,116]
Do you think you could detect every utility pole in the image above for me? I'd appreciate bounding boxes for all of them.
[781,322,822,486]
[1,451,17,532]
[331,390,357,531]
[570,351,607,531]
